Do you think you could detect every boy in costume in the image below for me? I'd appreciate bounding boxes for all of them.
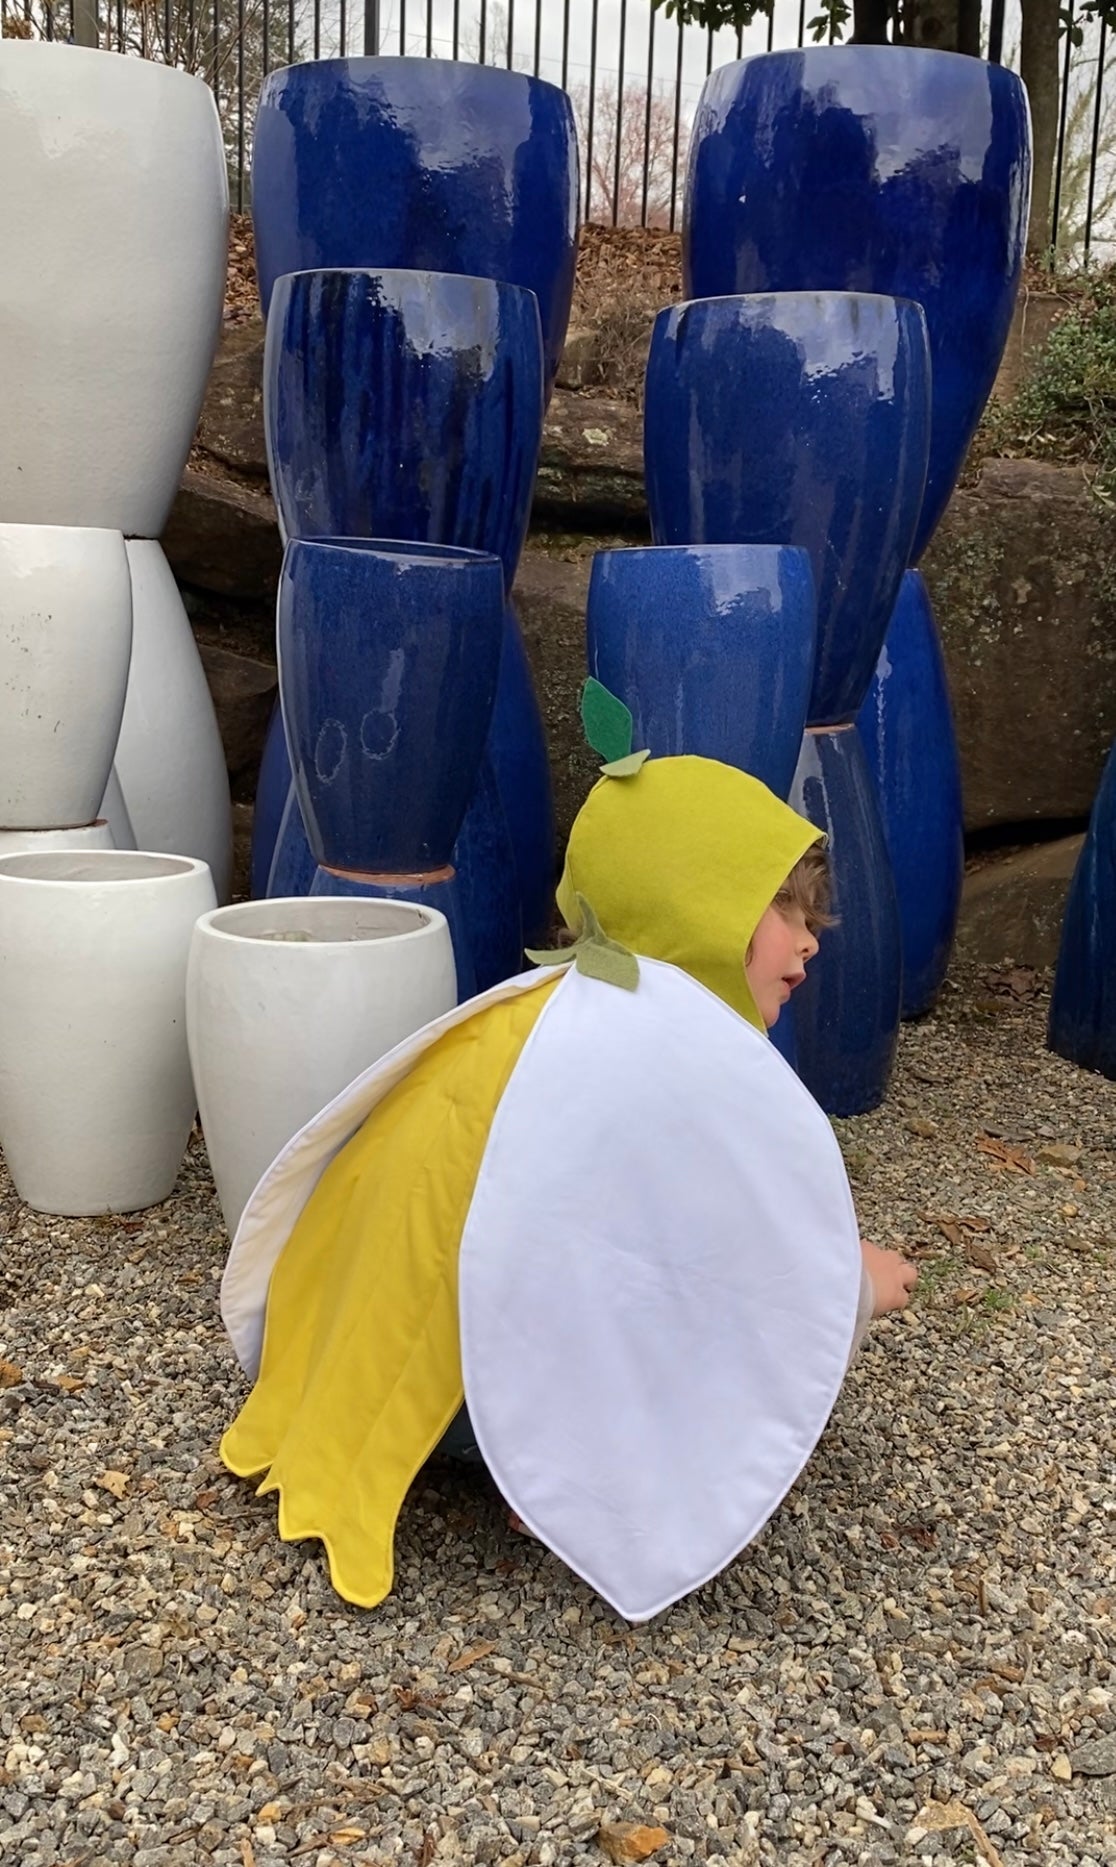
[220,687,916,1622]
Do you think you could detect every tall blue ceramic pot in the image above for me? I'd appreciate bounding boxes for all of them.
[278,538,504,994]
[789,725,902,1116]
[857,571,964,1020]
[251,57,580,397]
[684,49,1031,559]
[1048,740,1116,1080]
[264,269,545,590]
[586,543,816,801]
[644,292,930,727]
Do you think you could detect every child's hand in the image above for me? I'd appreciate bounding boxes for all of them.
[861,1238,918,1317]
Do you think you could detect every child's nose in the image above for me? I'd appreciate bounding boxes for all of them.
[802,928,820,962]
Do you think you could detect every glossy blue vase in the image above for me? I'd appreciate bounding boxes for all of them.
[277,538,503,875]
[250,700,295,899]
[789,725,902,1116]
[857,572,964,1020]
[265,269,545,591]
[1048,740,1116,1080]
[644,292,930,727]
[252,57,580,395]
[586,543,816,801]
[684,48,1031,559]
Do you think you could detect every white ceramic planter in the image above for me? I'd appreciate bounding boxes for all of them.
[0,42,228,535]
[112,542,232,902]
[0,821,114,857]
[0,851,217,1214]
[100,766,137,850]
[0,523,132,830]
[186,896,457,1235]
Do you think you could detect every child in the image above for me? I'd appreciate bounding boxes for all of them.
[220,704,916,1622]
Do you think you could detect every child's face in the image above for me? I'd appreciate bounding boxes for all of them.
[744,904,820,1029]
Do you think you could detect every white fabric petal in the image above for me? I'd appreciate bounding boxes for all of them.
[459,959,861,1623]
[220,967,561,1378]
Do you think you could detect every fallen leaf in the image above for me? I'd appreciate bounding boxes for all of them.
[904,1116,938,1138]
[417,1835,436,1867]
[598,1822,671,1864]
[448,1640,497,1673]
[327,1828,366,1846]
[976,1134,1034,1174]
[52,1375,85,1394]
[966,1242,999,1274]
[0,1361,22,1389]
[97,1470,129,1499]
[239,1840,256,1867]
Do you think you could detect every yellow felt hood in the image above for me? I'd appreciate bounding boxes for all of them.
[557,755,822,1028]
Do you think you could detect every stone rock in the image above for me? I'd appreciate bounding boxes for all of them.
[1071,1733,1116,1777]
[597,1823,671,1864]
[955,835,1084,969]
[534,389,646,530]
[196,643,278,787]
[923,459,1116,830]
[990,289,1069,404]
[196,322,268,478]
[162,468,281,602]
[512,543,599,850]
[556,327,605,391]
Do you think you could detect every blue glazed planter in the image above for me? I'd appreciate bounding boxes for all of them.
[277,538,504,874]
[586,543,816,801]
[252,57,580,394]
[857,571,964,1020]
[645,292,929,728]
[250,700,295,899]
[265,269,545,590]
[309,862,477,1004]
[788,724,902,1116]
[684,48,1031,559]
[489,602,555,948]
[1048,740,1116,1080]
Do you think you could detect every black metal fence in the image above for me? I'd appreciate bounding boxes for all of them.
[3,0,1115,263]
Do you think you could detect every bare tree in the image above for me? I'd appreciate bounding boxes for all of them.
[572,78,690,228]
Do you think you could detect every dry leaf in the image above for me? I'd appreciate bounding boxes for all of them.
[976,1134,1035,1174]
[97,1470,129,1499]
[327,1827,366,1846]
[448,1640,497,1673]
[598,1822,671,1864]
[966,1242,999,1274]
[239,1840,256,1867]
[904,1116,938,1138]
[52,1374,85,1394]
[417,1835,436,1867]
[0,1361,22,1389]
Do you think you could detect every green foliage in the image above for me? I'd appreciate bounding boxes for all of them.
[978,272,1116,500]
[652,0,851,42]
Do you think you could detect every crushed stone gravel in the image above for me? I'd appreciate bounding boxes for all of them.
[0,960,1113,1867]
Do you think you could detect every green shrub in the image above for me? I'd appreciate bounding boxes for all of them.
[978,271,1116,501]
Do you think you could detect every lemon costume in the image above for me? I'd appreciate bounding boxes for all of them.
[221,689,864,1622]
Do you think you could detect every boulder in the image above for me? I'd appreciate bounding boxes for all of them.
[923,459,1116,830]
[512,545,599,848]
[955,835,1084,970]
[196,321,268,478]
[534,390,646,531]
[162,468,281,602]
[196,642,278,791]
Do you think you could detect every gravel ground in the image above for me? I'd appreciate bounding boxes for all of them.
[1,960,1114,1867]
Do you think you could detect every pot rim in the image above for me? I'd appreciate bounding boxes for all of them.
[0,852,210,886]
[193,896,447,948]
[657,289,927,322]
[269,266,541,306]
[257,53,574,107]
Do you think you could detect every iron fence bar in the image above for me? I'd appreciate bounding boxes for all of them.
[452,0,459,58]
[507,0,514,65]
[212,0,219,116]
[1084,14,1108,260]
[427,0,433,54]
[237,0,245,207]
[765,11,772,51]
[533,0,541,73]
[287,0,293,73]
[641,0,655,227]
[338,0,345,60]
[798,0,806,47]
[706,22,714,74]
[399,0,405,54]
[115,0,121,51]
[586,0,599,221]
[987,0,1004,63]
[188,0,196,75]
[480,0,487,62]
[614,0,627,225]
[561,0,570,91]
[1051,0,1074,253]
[45,0,53,39]
[164,0,172,60]
[314,0,321,61]
[669,9,684,231]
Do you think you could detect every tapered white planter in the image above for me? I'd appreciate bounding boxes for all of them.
[0,523,132,829]
[0,822,115,857]
[186,896,457,1235]
[112,543,232,902]
[0,42,228,535]
[100,767,137,851]
[0,852,216,1215]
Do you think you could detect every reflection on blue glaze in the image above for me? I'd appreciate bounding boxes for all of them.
[789,724,902,1115]
[645,291,929,727]
[452,758,524,993]
[309,861,477,1004]
[250,700,295,899]
[265,269,544,591]
[1048,740,1116,1080]
[488,603,556,948]
[277,538,503,874]
[586,542,816,802]
[684,48,1031,557]
[857,571,964,1019]
[252,57,580,392]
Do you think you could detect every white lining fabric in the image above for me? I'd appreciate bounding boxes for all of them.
[458,960,862,1622]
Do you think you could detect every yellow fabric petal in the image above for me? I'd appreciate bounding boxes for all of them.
[556,756,821,1029]
[220,976,560,1608]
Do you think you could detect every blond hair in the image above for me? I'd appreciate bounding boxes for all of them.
[771,841,834,936]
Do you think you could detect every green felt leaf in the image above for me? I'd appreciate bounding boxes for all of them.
[600,748,651,779]
[580,677,633,766]
[525,893,640,992]
[524,943,576,970]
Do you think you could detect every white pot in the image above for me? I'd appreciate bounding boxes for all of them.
[100,766,137,850]
[0,851,217,1214]
[112,542,232,902]
[0,42,228,536]
[186,896,457,1236]
[0,523,132,830]
[0,821,115,856]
